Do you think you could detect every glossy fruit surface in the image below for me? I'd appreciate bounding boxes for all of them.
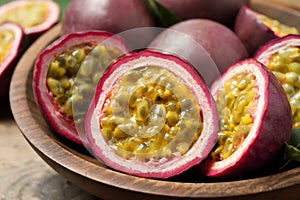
[200,59,292,178]
[149,19,248,86]
[0,22,24,100]
[62,0,155,35]
[85,50,219,178]
[234,5,298,55]
[157,0,249,27]
[33,30,129,145]
[0,0,59,38]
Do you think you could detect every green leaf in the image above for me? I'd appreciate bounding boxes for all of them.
[53,0,71,21]
[145,0,181,28]
[0,0,13,5]
[284,143,300,161]
[277,129,300,172]
[289,128,300,148]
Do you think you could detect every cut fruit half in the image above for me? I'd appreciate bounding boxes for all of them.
[200,59,292,178]
[33,30,129,145]
[85,50,219,179]
[0,22,24,99]
[0,0,59,37]
[234,5,298,55]
[255,34,300,129]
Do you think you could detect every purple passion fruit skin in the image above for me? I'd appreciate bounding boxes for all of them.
[33,31,129,146]
[62,0,155,36]
[0,0,59,39]
[0,22,24,100]
[149,19,249,86]
[234,6,298,55]
[255,35,300,129]
[200,59,292,178]
[85,50,219,179]
[157,0,249,27]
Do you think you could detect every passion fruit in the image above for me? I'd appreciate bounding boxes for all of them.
[62,0,155,35]
[0,0,59,39]
[156,0,249,27]
[0,22,23,100]
[33,31,129,145]
[149,19,249,86]
[200,59,292,178]
[255,34,300,129]
[85,50,219,178]
[234,5,298,55]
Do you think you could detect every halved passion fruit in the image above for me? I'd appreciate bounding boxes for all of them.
[234,5,298,55]
[200,59,292,178]
[0,0,59,38]
[33,31,129,145]
[255,35,300,129]
[85,50,219,178]
[0,22,23,100]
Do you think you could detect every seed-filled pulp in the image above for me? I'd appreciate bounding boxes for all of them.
[257,14,298,37]
[266,46,300,128]
[0,29,14,64]
[100,66,203,162]
[0,2,49,28]
[47,44,123,119]
[211,73,256,161]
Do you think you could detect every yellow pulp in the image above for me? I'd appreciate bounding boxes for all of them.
[47,44,122,118]
[0,2,48,28]
[101,66,203,162]
[258,14,298,37]
[0,29,14,64]
[266,46,300,128]
[211,73,256,161]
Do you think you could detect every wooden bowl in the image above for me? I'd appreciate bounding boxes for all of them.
[10,2,300,199]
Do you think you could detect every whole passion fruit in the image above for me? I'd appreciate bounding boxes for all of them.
[33,31,129,145]
[157,0,249,27]
[200,59,292,178]
[62,0,155,35]
[85,50,219,178]
[149,19,248,86]
[0,22,23,100]
[234,6,298,55]
[255,35,300,129]
[0,0,59,39]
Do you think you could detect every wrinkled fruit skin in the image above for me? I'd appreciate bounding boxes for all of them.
[200,59,292,178]
[85,50,219,179]
[149,19,248,86]
[0,0,59,40]
[62,0,155,35]
[234,6,278,55]
[157,0,249,27]
[32,31,129,146]
[0,23,24,100]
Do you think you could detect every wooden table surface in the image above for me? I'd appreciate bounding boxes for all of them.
[1,0,299,199]
[0,97,99,200]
